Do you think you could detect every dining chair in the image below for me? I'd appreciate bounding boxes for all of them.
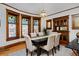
[37,32,44,36]
[30,32,37,38]
[40,35,55,56]
[25,35,37,56]
[54,33,61,53]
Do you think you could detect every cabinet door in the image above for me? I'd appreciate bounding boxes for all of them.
[61,32,69,44]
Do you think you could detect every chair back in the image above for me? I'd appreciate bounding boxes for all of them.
[47,35,55,50]
[25,35,33,51]
[38,32,44,36]
[54,33,61,46]
[30,33,37,38]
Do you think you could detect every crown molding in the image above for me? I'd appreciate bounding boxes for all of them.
[2,3,79,17]
[2,3,38,16]
[48,5,79,16]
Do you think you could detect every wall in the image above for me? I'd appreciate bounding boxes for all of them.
[0,4,43,47]
[48,6,79,42]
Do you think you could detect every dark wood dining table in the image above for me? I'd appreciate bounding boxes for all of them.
[31,37,48,56]
[66,39,79,56]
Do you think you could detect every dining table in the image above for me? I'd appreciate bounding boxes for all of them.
[31,34,58,56]
[31,35,48,56]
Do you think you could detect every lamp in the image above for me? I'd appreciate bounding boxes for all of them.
[40,9,47,17]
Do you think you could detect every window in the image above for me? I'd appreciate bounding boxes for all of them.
[33,17,41,33]
[6,9,20,41]
[21,15,31,37]
[8,14,16,37]
[34,20,39,32]
[46,20,52,29]
[72,15,79,29]
[22,18,28,36]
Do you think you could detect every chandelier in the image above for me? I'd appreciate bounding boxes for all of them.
[40,9,47,17]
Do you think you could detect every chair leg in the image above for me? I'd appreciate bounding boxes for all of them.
[54,47,56,53]
[30,52,33,56]
[47,51,49,56]
[52,49,54,56]
[58,45,60,51]
[26,49,28,56]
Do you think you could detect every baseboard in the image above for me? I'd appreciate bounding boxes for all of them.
[0,41,25,51]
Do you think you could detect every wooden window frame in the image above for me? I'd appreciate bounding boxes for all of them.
[33,17,41,32]
[46,20,52,29]
[21,14,31,37]
[6,9,20,41]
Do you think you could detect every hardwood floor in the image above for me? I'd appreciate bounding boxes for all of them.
[0,43,26,56]
[0,42,75,56]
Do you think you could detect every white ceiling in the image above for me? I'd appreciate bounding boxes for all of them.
[6,3,79,16]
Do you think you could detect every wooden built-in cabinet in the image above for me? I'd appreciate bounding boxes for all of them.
[53,15,69,45]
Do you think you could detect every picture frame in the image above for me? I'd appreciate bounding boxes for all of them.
[46,20,52,29]
[72,15,79,29]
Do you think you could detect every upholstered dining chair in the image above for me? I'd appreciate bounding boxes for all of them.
[30,32,37,38]
[37,32,44,36]
[40,35,55,56]
[25,35,37,56]
[54,33,61,53]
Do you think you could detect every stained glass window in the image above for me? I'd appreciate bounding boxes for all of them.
[34,20,38,32]
[22,18,28,36]
[8,15,16,37]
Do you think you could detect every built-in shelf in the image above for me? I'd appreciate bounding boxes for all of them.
[53,15,69,45]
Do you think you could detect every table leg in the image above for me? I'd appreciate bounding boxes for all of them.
[37,46,41,56]
[58,45,60,51]
[72,49,79,56]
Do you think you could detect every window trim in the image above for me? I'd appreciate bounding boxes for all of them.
[21,14,31,37]
[6,9,20,41]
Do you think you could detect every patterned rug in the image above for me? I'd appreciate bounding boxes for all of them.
[8,45,75,56]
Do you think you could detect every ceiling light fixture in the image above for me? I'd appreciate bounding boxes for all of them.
[40,9,47,18]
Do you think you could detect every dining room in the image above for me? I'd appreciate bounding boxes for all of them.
[0,3,79,56]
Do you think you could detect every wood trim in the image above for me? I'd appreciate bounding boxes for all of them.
[6,9,20,41]
[0,41,25,51]
[46,20,52,29]
[33,17,41,32]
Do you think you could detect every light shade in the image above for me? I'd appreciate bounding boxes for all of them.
[40,9,47,17]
